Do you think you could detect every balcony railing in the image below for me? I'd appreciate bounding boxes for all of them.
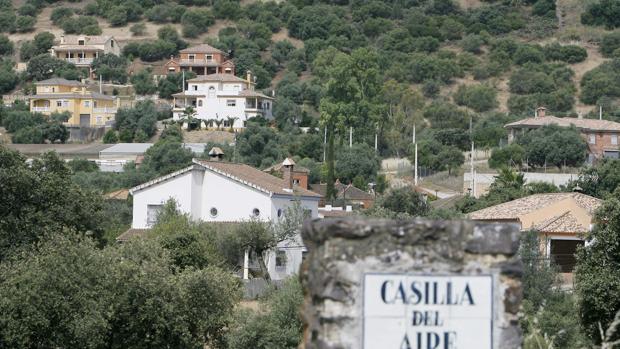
[179,59,217,65]
[32,106,50,112]
[66,58,94,65]
[93,107,117,114]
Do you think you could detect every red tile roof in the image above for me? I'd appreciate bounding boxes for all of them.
[505,116,620,132]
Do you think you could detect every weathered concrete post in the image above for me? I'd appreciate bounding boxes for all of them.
[300,218,523,349]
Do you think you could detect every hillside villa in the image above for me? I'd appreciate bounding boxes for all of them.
[469,192,601,281]
[163,43,235,76]
[30,78,118,127]
[121,154,320,280]
[505,107,620,163]
[172,71,273,129]
[50,35,120,76]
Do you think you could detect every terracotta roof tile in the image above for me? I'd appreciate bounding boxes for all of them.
[180,44,224,54]
[505,116,620,132]
[532,211,590,233]
[469,192,602,221]
[56,35,112,45]
[195,159,321,198]
[34,78,84,86]
[187,73,247,83]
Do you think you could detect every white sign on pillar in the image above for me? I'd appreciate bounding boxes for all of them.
[363,273,493,349]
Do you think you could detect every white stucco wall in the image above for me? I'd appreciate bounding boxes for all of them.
[201,170,273,222]
[131,170,197,228]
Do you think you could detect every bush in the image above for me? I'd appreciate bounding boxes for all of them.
[580,59,620,105]
[92,54,128,84]
[0,11,16,33]
[181,9,214,37]
[543,43,587,63]
[453,84,498,112]
[50,7,73,25]
[600,31,620,57]
[378,186,430,216]
[103,129,118,144]
[15,16,36,32]
[581,0,620,29]
[460,34,484,54]
[114,101,160,141]
[0,67,18,94]
[62,16,100,35]
[129,22,146,36]
[0,34,13,56]
[513,44,544,65]
[489,144,525,169]
[130,68,157,95]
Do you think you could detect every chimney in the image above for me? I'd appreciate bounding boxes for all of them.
[536,106,546,118]
[208,147,224,161]
[282,157,295,190]
[246,70,252,84]
[60,35,65,44]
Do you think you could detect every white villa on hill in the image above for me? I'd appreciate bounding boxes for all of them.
[124,155,320,280]
[172,71,274,129]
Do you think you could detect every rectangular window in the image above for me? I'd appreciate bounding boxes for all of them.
[193,85,198,91]
[146,204,163,227]
[206,54,213,61]
[275,250,287,268]
[84,100,91,108]
[188,54,195,60]
[612,134,619,145]
[589,134,596,144]
[227,99,236,107]
[56,101,62,107]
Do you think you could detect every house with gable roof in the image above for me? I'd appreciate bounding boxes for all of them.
[469,192,601,276]
[124,153,320,280]
[163,43,235,76]
[506,106,620,162]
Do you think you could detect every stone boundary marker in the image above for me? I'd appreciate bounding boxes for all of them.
[300,218,523,349]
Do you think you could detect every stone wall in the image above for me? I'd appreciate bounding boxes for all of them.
[300,218,523,349]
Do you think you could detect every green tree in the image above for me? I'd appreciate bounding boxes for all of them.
[0,34,13,56]
[0,235,241,348]
[575,188,620,343]
[572,159,620,198]
[92,53,128,83]
[453,84,498,112]
[335,143,381,185]
[0,148,105,260]
[130,68,157,95]
[377,186,430,216]
[517,125,587,168]
[226,277,303,349]
[140,140,193,176]
[489,144,525,169]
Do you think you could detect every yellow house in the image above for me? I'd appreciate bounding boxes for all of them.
[30,78,118,127]
[469,192,601,281]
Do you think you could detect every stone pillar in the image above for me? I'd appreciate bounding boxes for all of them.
[300,218,523,349]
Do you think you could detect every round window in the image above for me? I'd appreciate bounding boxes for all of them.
[252,208,260,217]
[210,207,218,217]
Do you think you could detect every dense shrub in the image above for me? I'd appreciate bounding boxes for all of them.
[517,125,587,168]
[581,0,620,29]
[15,16,36,32]
[453,84,497,112]
[600,31,620,57]
[543,43,587,63]
[580,59,620,104]
[0,35,13,56]
[489,143,525,169]
[61,16,101,35]
[50,7,73,25]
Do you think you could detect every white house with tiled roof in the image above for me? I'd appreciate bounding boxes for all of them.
[125,155,320,280]
[172,71,273,129]
[469,192,601,275]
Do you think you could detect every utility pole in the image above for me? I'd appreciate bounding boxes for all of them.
[182,70,185,91]
[600,105,603,120]
[323,126,327,162]
[349,126,353,148]
[99,75,102,94]
[413,123,418,186]
[470,118,475,197]
[374,132,378,152]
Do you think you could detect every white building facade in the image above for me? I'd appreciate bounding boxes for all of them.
[172,72,274,129]
[129,158,320,280]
